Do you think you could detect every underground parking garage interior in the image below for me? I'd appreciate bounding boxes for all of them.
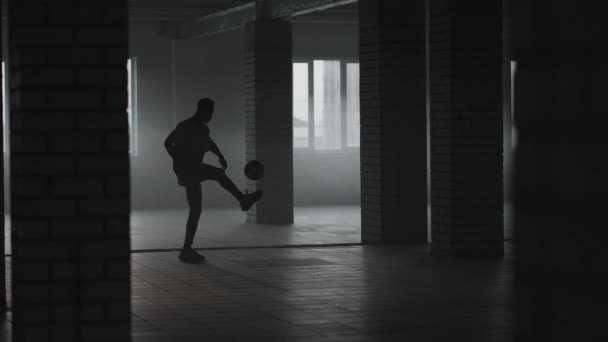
[0,0,606,341]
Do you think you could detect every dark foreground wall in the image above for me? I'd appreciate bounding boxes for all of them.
[9,1,131,340]
[512,0,607,339]
[0,1,5,313]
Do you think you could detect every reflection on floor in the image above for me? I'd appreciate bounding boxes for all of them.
[131,244,512,341]
[131,206,362,251]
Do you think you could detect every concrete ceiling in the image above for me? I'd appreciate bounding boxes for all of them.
[129,0,251,22]
[169,0,359,39]
[0,1,359,27]
[129,0,358,24]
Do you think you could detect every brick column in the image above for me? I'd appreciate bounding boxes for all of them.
[244,20,294,224]
[9,1,131,341]
[0,1,5,313]
[502,0,513,210]
[359,0,428,244]
[512,1,607,338]
[429,0,503,256]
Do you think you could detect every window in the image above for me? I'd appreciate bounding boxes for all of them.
[511,60,518,149]
[293,60,360,150]
[346,63,360,148]
[293,63,309,148]
[314,60,342,150]
[2,62,7,153]
[127,57,138,156]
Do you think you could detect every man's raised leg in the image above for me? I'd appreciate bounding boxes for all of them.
[201,164,263,211]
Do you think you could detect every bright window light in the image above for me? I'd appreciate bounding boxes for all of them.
[292,60,360,151]
[127,58,138,156]
[314,60,341,150]
[2,61,6,153]
[293,63,310,148]
[511,60,518,149]
[346,63,360,148]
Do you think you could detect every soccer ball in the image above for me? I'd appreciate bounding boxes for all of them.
[244,160,264,180]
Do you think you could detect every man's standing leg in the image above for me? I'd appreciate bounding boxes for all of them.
[180,182,206,262]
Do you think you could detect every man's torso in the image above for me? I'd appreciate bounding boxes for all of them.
[172,118,211,174]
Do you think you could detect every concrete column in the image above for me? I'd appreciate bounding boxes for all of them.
[512,0,607,338]
[9,1,131,341]
[429,0,504,257]
[359,0,428,244]
[244,19,294,224]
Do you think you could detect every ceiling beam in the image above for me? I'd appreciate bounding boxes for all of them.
[174,2,256,39]
[270,0,357,18]
[173,0,358,39]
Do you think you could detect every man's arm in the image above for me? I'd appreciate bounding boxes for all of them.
[209,138,228,169]
[164,129,177,159]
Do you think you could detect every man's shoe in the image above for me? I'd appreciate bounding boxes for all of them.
[178,248,206,262]
[240,190,263,211]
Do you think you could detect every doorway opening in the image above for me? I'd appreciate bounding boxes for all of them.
[291,59,361,246]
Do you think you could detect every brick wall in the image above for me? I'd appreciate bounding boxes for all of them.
[9,1,131,341]
[359,0,428,244]
[502,0,513,206]
[243,20,294,225]
[1,1,5,313]
[429,0,503,256]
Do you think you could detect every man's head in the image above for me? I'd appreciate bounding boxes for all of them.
[195,98,215,123]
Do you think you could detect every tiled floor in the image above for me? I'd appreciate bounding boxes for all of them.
[2,244,512,341]
[132,204,514,250]
[5,204,513,253]
[130,206,362,251]
[3,206,362,254]
[0,312,9,342]
[131,244,512,341]
[2,205,514,341]
[0,243,512,342]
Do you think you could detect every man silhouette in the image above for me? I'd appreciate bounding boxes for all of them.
[165,98,262,262]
